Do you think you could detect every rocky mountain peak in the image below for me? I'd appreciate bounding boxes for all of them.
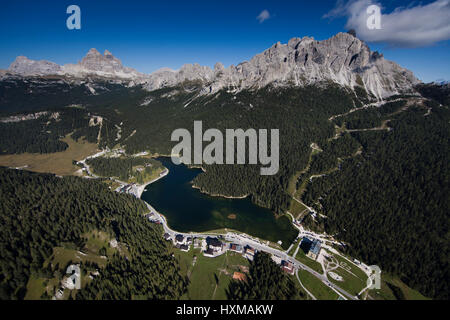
[143,32,418,99]
[8,56,62,76]
[5,32,420,99]
[80,48,121,71]
[6,48,140,80]
[86,48,102,56]
[63,48,142,79]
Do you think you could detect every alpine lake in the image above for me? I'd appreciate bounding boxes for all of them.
[141,157,297,249]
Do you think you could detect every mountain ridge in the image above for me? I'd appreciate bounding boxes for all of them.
[4,32,420,99]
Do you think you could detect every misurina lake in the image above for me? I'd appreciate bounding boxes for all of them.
[141,157,297,249]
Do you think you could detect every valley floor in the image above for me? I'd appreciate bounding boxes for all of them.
[0,134,99,176]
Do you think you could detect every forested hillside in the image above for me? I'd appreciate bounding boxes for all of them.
[113,83,359,212]
[0,168,187,299]
[87,156,163,183]
[416,83,450,106]
[0,77,143,114]
[0,107,99,154]
[1,77,448,299]
[302,102,449,299]
[1,79,364,213]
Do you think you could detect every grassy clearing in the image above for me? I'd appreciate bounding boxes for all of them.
[293,177,309,201]
[325,250,368,283]
[25,230,119,300]
[287,170,303,196]
[185,251,228,300]
[323,249,368,297]
[124,164,165,185]
[327,266,366,296]
[175,248,249,300]
[88,155,165,185]
[0,135,98,176]
[289,199,308,217]
[295,249,323,274]
[24,276,47,300]
[25,246,107,300]
[298,269,339,300]
[83,230,117,257]
[289,147,318,201]
[369,273,430,300]
[174,247,198,278]
[46,247,108,269]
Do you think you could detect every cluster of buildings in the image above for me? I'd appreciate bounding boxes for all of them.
[301,237,322,260]
[164,233,257,261]
[164,233,193,252]
[164,233,298,276]
[203,237,225,257]
[175,234,192,252]
[119,183,136,194]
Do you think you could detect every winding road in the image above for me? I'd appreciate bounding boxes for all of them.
[78,151,360,300]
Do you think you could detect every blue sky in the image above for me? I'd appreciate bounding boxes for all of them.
[0,0,449,82]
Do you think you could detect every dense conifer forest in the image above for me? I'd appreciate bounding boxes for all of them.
[0,168,187,299]
[302,104,449,299]
[416,83,450,106]
[131,84,359,213]
[0,77,448,299]
[0,107,99,154]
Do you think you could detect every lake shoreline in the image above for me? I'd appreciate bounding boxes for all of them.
[140,156,298,247]
[191,184,249,199]
[135,168,169,198]
[147,154,248,200]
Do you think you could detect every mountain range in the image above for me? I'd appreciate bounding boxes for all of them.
[3,32,420,99]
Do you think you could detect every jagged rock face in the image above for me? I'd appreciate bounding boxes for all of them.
[8,56,62,76]
[144,64,215,89]
[6,33,420,99]
[80,48,117,72]
[143,33,419,99]
[8,49,143,81]
[77,48,133,74]
[63,48,143,79]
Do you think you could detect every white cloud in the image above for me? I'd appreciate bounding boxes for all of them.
[325,0,450,47]
[256,10,270,23]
